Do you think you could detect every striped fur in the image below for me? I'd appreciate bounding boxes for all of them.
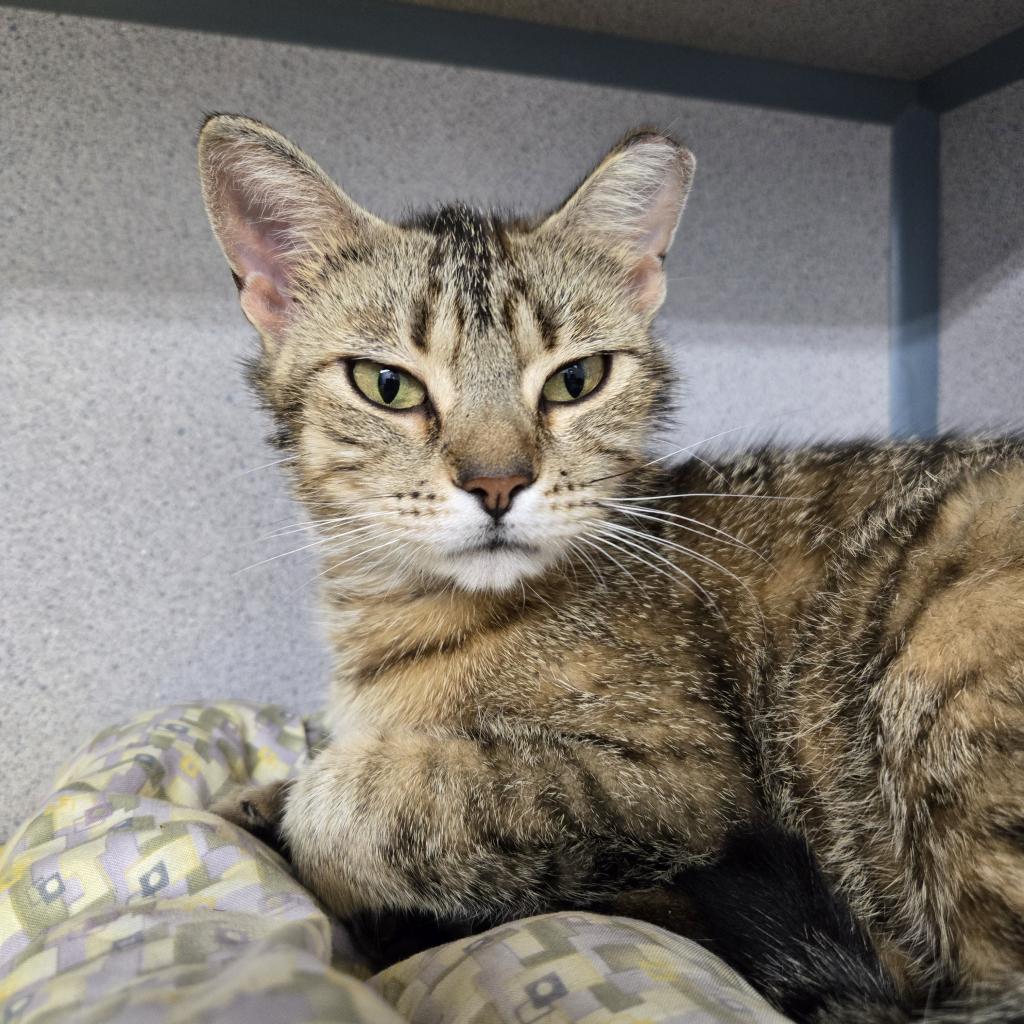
[200,115,1024,1020]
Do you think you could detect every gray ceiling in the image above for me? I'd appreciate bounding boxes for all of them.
[402,0,1024,79]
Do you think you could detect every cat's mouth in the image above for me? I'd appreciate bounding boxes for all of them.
[458,537,541,556]
[439,529,553,591]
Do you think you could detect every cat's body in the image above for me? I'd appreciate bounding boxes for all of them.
[306,439,1024,997]
[198,115,1024,1021]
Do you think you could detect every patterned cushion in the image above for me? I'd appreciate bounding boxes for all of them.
[377,914,793,1023]
[0,702,792,1022]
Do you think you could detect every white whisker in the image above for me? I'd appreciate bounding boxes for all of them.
[560,543,583,590]
[585,424,759,486]
[524,582,559,616]
[612,492,799,503]
[383,541,424,597]
[591,524,719,613]
[602,502,769,563]
[568,537,611,592]
[685,451,730,487]
[261,509,397,541]
[238,521,394,574]
[576,533,646,593]
[295,533,409,593]
[227,455,297,479]
[235,534,337,574]
[600,519,761,616]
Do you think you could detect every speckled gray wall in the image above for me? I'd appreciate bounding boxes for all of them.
[939,81,1024,432]
[0,7,891,838]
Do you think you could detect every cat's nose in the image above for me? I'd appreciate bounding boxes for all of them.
[459,472,533,520]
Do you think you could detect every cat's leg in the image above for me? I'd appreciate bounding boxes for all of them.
[279,726,753,922]
[210,780,291,855]
[872,571,1024,986]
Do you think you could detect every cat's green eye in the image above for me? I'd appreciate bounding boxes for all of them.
[350,360,427,410]
[542,354,607,404]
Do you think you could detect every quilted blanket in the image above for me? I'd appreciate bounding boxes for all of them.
[0,702,791,1022]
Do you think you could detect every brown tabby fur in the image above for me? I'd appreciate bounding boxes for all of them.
[199,114,1024,1019]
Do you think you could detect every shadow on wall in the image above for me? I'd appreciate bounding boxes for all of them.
[941,81,1024,320]
[0,7,894,842]
[939,79,1024,433]
[2,10,888,334]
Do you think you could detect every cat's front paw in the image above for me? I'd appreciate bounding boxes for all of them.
[210,780,292,857]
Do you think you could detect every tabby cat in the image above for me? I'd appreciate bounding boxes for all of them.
[199,114,1024,1022]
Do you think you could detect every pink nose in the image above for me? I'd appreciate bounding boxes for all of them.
[460,474,532,519]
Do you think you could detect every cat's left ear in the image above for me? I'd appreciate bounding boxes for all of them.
[198,113,379,346]
[538,130,695,315]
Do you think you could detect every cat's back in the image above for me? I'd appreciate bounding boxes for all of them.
[656,436,1024,635]
[664,434,1024,754]
[673,437,1024,985]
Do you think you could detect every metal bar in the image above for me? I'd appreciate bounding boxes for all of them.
[920,25,1024,112]
[889,104,939,438]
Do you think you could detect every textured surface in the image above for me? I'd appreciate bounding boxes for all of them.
[0,8,890,838]
[0,701,791,1023]
[939,80,1024,432]
[402,0,1024,79]
[0,702,384,1023]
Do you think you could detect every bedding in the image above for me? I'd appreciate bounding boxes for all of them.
[0,702,791,1022]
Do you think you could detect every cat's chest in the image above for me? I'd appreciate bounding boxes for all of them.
[327,637,553,733]
[324,604,706,740]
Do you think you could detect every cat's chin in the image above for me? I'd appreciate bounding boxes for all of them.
[443,544,550,593]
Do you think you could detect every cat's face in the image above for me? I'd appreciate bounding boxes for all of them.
[199,117,694,593]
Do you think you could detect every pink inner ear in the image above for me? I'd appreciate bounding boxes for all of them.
[219,183,299,336]
[239,270,291,336]
[225,196,298,295]
[628,254,667,313]
[636,177,684,262]
[624,171,683,314]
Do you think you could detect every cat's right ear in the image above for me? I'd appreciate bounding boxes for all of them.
[537,130,695,316]
[198,114,374,346]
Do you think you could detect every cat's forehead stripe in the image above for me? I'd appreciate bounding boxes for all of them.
[426,204,499,335]
[409,295,432,352]
[534,298,560,351]
[412,205,565,366]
